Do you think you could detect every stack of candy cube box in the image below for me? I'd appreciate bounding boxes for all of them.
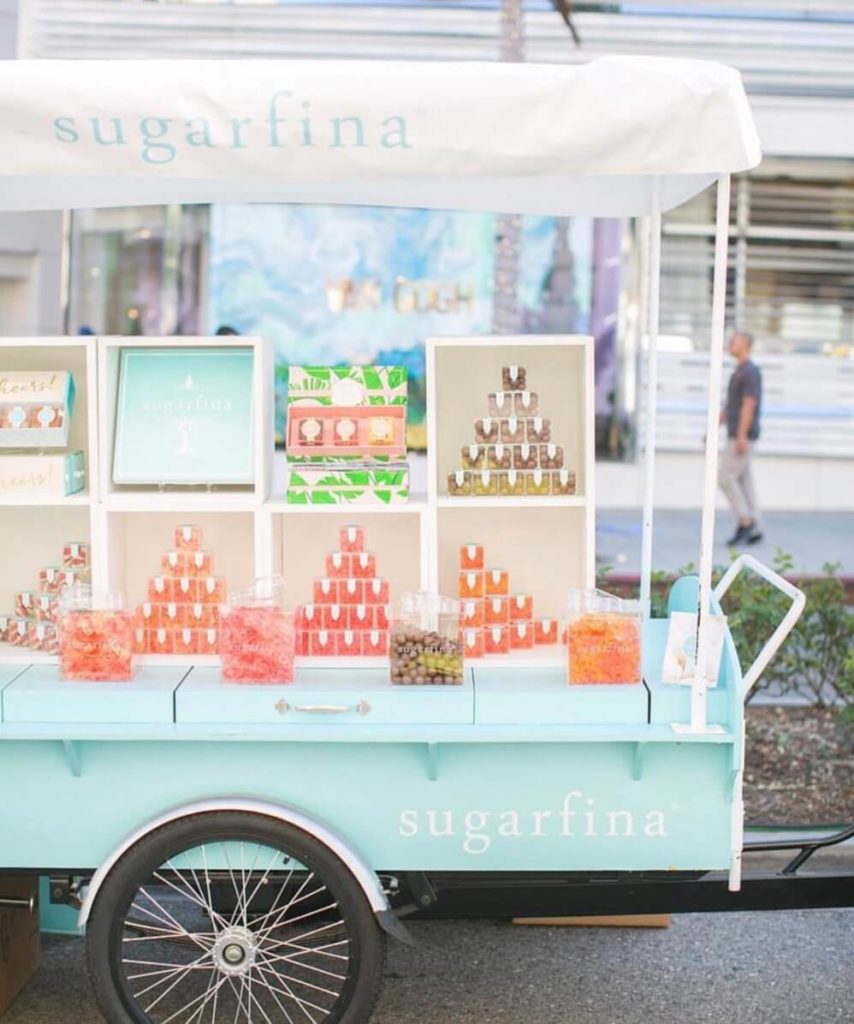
[295,525,391,657]
[0,542,90,653]
[458,542,560,658]
[447,364,576,497]
[132,525,227,656]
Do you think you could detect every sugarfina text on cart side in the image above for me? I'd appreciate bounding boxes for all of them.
[51,94,413,165]
[399,792,669,856]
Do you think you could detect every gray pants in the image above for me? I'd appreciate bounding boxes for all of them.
[719,440,758,524]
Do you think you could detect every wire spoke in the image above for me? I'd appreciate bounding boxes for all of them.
[135,950,212,1005]
[251,964,325,1023]
[254,955,342,999]
[262,937,350,962]
[255,949,346,982]
[137,887,210,952]
[253,872,318,941]
[152,870,225,939]
[158,972,230,1024]
[164,858,231,932]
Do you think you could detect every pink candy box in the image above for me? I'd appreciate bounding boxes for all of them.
[510,594,533,621]
[325,552,351,579]
[198,628,219,655]
[323,604,346,631]
[340,525,365,553]
[309,629,335,656]
[174,628,198,656]
[197,577,227,604]
[337,630,363,656]
[364,579,388,604]
[313,578,338,604]
[174,525,202,551]
[348,604,373,630]
[298,604,322,629]
[363,630,389,656]
[149,628,174,655]
[63,542,90,569]
[340,579,364,605]
[351,553,376,579]
[375,604,391,630]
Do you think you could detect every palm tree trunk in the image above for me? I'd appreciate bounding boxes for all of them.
[492,0,525,334]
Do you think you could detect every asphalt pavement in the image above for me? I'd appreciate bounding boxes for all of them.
[6,910,852,1024]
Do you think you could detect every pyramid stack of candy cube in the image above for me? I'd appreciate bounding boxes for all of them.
[295,525,391,657]
[446,364,576,498]
[132,525,227,656]
[0,542,90,654]
[458,542,559,658]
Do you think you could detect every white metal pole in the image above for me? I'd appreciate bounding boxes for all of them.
[691,174,731,731]
[639,181,662,618]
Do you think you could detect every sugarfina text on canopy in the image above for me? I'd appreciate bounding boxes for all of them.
[51,91,413,166]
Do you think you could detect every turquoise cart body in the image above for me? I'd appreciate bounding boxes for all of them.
[0,580,743,881]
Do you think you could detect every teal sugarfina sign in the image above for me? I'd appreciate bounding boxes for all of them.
[51,92,413,165]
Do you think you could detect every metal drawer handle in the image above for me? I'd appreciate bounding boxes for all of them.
[293,702,372,716]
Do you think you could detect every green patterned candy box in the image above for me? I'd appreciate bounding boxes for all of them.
[286,466,410,506]
[286,365,407,462]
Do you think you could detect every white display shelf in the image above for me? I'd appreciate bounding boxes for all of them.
[0,490,92,507]
[427,336,596,618]
[435,496,586,510]
[265,498,428,516]
[103,492,262,513]
[1,333,596,673]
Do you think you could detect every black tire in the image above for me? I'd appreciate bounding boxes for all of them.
[86,810,386,1024]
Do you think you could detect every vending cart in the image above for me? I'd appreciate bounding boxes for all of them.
[0,55,844,1024]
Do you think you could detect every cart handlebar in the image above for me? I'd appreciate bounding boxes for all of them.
[714,554,806,697]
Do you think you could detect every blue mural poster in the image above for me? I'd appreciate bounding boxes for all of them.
[208,205,592,446]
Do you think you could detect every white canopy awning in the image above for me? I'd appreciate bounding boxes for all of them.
[0,55,760,215]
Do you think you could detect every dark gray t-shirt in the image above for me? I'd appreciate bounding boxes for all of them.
[726,360,762,441]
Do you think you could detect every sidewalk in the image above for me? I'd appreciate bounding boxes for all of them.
[597,510,853,577]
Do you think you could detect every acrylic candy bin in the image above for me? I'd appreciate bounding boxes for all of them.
[58,587,135,682]
[219,577,295,684]
[566,590,642,685]
[389,592,464,685]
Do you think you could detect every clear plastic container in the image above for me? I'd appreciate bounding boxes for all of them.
[389,592,464,685]
[219,576,295,684]
[58,585,134,682]
[566,589,642,685]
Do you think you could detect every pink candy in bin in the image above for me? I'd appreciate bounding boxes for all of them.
[219,576,295,683]
[58,587,134,681]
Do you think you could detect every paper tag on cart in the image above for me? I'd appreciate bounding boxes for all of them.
[661,611,726,686]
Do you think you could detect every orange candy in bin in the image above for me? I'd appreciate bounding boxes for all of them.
[58,597,135,682]
[219,577,295,684]
[566,590,642,685]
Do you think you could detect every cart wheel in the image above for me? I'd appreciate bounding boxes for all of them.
[86,811,386,1024]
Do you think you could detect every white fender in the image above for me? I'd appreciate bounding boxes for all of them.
[78,797,389,925]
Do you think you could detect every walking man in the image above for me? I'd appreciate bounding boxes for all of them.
[719,330,763,545]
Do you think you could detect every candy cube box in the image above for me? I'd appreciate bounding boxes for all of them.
[0,370,75,448]
[286,366,408,460]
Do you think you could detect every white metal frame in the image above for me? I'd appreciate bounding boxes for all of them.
[714,553,806,696]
